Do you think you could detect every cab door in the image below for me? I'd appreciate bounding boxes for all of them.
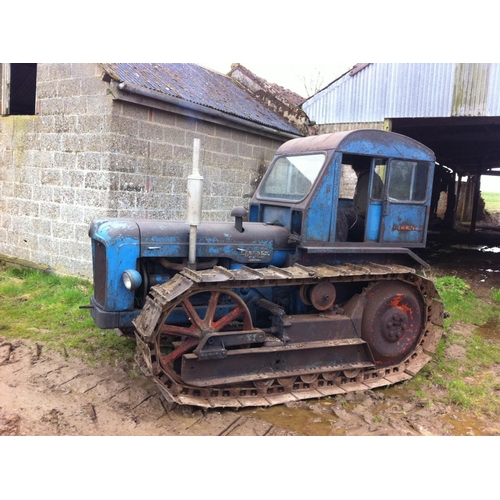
[379,159,433,245]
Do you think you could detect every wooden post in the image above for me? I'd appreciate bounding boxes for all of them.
[470,169,482,234]
[460,176,471,223]
[445,172,457,227]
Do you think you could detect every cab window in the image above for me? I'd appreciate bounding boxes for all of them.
[259,153,325,201]
[387,160,429,202]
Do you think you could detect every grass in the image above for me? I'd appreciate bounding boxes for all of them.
[482,191,500,212]
[409,275,500,416]
[435,275,488,326]
[0,264,136,366]
[2,263,500,418]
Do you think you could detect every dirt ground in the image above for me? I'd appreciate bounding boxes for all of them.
[1,229,500,437]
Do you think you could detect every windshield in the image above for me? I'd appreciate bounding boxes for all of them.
[258,153,325,201]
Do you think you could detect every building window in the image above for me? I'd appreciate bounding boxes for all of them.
[1,63,37,116]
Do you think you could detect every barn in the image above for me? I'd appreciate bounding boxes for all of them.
[302,63,500,232]
[0,63,305,277]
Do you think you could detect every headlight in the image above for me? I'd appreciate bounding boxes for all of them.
[122,269,142,291]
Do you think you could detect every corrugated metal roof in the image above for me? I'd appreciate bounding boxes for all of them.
[303,63,500,124]
[102,63,301,136]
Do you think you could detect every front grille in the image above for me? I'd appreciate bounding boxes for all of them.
[93,241,107,306]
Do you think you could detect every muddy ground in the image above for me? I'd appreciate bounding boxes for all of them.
[1,228,499,437]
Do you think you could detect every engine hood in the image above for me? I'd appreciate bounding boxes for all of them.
[89,219,293,264]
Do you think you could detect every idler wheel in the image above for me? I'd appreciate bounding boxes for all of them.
[155,289,253,377]
[361,281,424,367]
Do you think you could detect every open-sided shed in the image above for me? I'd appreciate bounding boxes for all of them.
[303,63,500,232]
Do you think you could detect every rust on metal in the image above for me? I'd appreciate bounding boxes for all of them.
[133,262,443,408]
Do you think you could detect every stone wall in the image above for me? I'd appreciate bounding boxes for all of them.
[0,63,285,278]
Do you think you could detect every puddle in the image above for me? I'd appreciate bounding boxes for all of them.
[451,244,500,253]
[476,317,500,341]
[243,401,342,436]
[442,413,492,436]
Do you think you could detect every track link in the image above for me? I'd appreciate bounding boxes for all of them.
[133,263,444,408]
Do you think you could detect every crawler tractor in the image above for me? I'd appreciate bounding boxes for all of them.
[88,130,444,408]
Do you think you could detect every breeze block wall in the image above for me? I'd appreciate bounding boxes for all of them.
[0,63,284,278]
[106,98,282,222]
[0,63,114,277]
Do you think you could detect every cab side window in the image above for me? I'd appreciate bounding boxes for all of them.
[388,160,429,202]
[371,160,386,199]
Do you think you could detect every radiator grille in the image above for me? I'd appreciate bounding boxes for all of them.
[93,241,107,305]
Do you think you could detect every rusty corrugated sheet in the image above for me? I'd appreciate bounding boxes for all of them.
[102,63,301,135]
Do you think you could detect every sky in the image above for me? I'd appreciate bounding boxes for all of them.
[3,3,499,193]
[473,175,500,193]
[201,61,500,193]
[200,62,355,97]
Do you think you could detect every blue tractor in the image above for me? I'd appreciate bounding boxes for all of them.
[88,130,444,408]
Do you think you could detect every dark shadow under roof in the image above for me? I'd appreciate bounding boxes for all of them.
[392,117,500,176]
[102,63,302,136]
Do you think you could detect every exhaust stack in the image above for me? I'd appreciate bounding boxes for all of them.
[186,138,203,269]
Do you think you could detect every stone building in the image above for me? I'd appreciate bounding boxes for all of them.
[0,63,304,277]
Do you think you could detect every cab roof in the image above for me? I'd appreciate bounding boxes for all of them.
[276,129,435,162]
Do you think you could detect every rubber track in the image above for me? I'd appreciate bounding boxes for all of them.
[133,262,444,409]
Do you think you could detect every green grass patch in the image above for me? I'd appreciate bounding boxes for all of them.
[0,265,135,366]
[409,331,500,416]
[414,275,500,416]
[482,191,500,212]
[435,276,491,326]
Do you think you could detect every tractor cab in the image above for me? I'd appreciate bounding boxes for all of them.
[249,129,435,249]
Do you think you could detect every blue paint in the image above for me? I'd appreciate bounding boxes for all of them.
[365,201,382,241]
[89,130,437,331]
[380,204,427,244]
[91,220,141,311]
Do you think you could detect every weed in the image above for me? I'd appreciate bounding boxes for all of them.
[414,389,427,399]
[467,333,500,365]
[419,275,500,416]
[435,276,494,327]
[0,266,136,367]
[447,379,476,409]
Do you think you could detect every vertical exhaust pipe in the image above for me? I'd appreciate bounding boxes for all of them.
[186,138,203,269]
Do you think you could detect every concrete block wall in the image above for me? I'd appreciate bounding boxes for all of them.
[339,165,358,198]
[0,63,284,279]
[106,99,282,223]
[0,64,113,278]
